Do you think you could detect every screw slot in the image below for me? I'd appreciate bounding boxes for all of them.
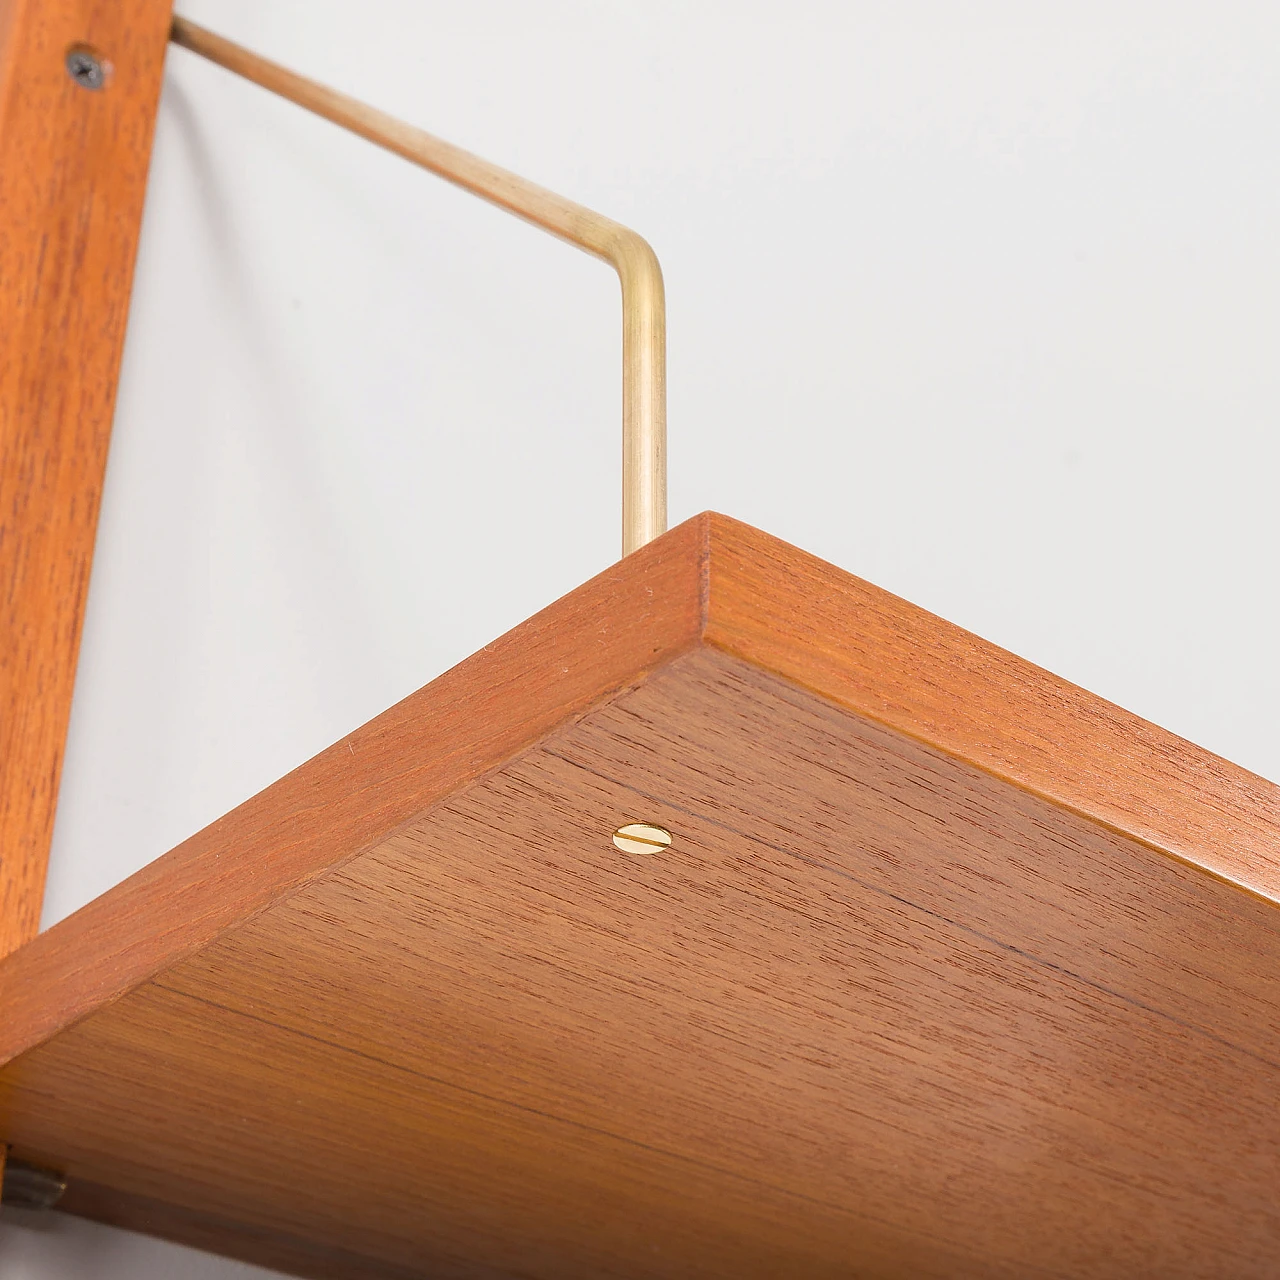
[65,45,109,91]
[612,823,672,856]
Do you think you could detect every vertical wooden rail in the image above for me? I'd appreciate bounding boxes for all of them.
[0,0,173,958]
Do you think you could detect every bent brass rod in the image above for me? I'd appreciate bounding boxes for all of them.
[169,16,667,557]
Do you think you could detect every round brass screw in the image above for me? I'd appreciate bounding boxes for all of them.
[612,822,672,856]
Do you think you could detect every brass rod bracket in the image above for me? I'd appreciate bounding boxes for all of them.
[169,18,667,557]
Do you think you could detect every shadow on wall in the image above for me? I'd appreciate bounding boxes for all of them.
[0,1206,284,1278]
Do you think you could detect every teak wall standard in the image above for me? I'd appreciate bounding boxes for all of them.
[0,0,173,956]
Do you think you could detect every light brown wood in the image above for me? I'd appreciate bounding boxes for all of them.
[0,515,707,1058]
[0,0,174,958]
[701,517,1280,901]
[1,513,1278,1277]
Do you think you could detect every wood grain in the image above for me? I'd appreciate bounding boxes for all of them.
[0,514,708,1058]
[702,515,1280,900]
[0,0,174,957]
[1,513,1277,1276]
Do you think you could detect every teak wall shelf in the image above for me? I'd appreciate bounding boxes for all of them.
[3,516,1280,1277]
[2,6,1279,1279]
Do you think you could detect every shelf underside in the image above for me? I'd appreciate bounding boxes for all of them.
[2,514,1278,1278]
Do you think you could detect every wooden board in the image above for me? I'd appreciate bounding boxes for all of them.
[0,0,174,958]
[1,513,1277,1277]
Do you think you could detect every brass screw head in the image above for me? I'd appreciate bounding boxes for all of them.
[612,822,672,855]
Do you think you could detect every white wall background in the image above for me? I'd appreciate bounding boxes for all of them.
[5,0,1278,1274]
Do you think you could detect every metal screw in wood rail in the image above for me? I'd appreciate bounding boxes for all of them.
[0,0,174,959]
[169,17,668,557]
[0,1156,67,1210]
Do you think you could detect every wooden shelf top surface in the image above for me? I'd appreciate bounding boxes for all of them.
[2,513,1277,1278]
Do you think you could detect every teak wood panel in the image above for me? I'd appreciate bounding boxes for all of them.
[1,514,1278,1277]
[0,514,709,1058]
[0,0,174,957]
